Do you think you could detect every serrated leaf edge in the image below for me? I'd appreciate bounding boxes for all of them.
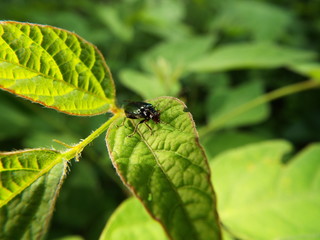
[0,148,66,208]
[0,21,117,115]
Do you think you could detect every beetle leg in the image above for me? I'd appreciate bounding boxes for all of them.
[144,122,153,135]
[116,117,126,128]
[127,119,146,138]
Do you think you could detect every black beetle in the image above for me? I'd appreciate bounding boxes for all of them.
[123,101,160,137]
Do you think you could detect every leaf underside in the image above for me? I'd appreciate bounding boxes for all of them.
[0,21,115,115]
[106,97,221,240]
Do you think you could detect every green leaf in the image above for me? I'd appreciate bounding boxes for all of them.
[0,149,64,207]
[211,0,293,41]
[119,68,181,99]
[119,69,171,99]
[210,140,320,240]
[138,0,189,40]
[189,42,315,72]
[97,6,134,42]
[120,36,215,99]
[0,150,66,240]
[100,197,168,240]
[141,35,216,72]
[54,236,84,240]
[207,79,269,129]
[0,21,115,116]
[202,130,268,159]
[290,62,320,81]
[106,97,221,240]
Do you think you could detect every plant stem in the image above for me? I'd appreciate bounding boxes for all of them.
[199,79,320,137]
[62,112,123,161]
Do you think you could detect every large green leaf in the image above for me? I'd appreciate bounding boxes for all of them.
[0,21,115,115]
[100,197,168,240]
[0,149,66,240]
[106,97,221,240]
[202,130,268,159]
[210,140,320,240]
[189,42,315,72]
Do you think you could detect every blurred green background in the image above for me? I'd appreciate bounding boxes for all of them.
[1,0,320,239]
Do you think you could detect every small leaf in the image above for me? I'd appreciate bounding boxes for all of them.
[211,0,293,41]
[0,150,66,240]
[0,149,64,207]
[100,197,168,240]
[207,79,269,129]
[97,6,134,42]
[119,69,168,99]
[106,97,221,240]
[140,35,216,72]
[0,21,115,115]
[210,140,320,240]
[189,42,315,72]
[290,62,320,81]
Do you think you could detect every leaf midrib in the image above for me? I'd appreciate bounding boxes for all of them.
[0,23,112,103]
[0,57,112,104]
[136,121,201,240]
[0,153,64,208]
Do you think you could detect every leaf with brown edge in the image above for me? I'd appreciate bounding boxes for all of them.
[106,96,222,240]
[0,21,116,115]
[0,149,67,240]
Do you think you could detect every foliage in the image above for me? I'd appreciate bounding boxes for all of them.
[210,141,320,240]
[107,97,220,240]
[0,0,320,240]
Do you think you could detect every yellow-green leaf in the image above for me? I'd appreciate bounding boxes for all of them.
[189,42,315,72]
[0,21,115,115]
[106,97,222,240]
[0,149,66,240]
[100,197,168,240]
[0,149,64,207]
[210,141,320,240]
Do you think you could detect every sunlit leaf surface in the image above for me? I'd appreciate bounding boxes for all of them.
[0,21,115,115]
[106,97,221,240]
[210,141,320,240]
[100,197,168,240]
[0,149,66,240]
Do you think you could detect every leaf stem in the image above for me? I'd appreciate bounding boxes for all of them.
[62,111,123,161]
[199,79,320,137]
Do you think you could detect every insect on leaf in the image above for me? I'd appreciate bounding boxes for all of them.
[106,97,222,240]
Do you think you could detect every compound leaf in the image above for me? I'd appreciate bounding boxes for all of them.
[0,21,115,115]
[106,97,221,240]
